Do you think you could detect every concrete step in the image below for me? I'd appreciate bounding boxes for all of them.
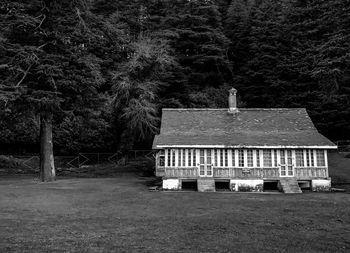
[279,178,302,194]
[197,178,215,192]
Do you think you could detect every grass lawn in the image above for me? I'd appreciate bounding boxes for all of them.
[329,152,350,189]
[1,173,350,253]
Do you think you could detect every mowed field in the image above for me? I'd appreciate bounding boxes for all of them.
[329,152,350,188]
[1,172,350,253]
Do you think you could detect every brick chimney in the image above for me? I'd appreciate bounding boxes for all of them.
[228,88,238,113]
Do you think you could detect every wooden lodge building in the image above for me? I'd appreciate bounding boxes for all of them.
[152,88,337,193]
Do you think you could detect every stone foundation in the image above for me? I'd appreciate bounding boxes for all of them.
[230,179,264,192]
[312,179,331,192]
[162,179,181,190]
[161,178,331,192]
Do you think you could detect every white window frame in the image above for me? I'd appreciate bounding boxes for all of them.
[158,150,165,167]
[214,149,217,167]
[233,149,237,167]
[253,150,258,167]
[228,149,233,167]
[279,149,294,177]
[303,149,308,167]
[273,149,279,167]
[324,150,328,168]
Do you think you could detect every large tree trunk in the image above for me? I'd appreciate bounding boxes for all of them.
[40,112,55,182]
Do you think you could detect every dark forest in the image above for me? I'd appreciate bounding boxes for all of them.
[1,0,350,155]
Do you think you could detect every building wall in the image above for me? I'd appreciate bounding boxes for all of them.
[312,179,331,191]
[156,148,329,180]
[162,179,181,190]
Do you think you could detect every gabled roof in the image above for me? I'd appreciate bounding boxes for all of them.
[152,108,337,149]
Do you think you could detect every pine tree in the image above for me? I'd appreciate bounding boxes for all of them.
[225,0,255,72]
[0,0,126,180]
[284,0,350,139]
[153,0,232,106]
[111,35,176,149]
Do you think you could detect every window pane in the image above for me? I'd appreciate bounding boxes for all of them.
[306,150,310,167]
[247,150,253,167]
[274,150,278,167]
[200,165,205,175]
[188,149,191,167]
[239,150,244,167]
[287,150,292,165]
[207,149,212,164]
[296,149,304,167]
[287,166,293,176]
[193,150,196,166]
[220,150,223,167]
[167,149,171,166]
[232,149,235,167]
[256,150,260,167]
[263,150,272,167]
[280,150,285,165]
[182,149,185,166]
[200,149,204,164]
[172,150,175,167]
[159,150,165,167]
[178,149,181,167]
[207,165,212,175]
[316,150,325,166]
[281,165,286,176]
[310,150,314,166]
[224,149,228,167]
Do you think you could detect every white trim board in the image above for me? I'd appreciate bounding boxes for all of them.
[155,145,337,149]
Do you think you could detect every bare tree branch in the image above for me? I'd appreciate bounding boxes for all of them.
[76,8,88,31]
[35,14,46,30]
[38,42,48,49]
[15,63,33,87]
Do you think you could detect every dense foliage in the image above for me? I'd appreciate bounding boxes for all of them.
[1,0,349,154]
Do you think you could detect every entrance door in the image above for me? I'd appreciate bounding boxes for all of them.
[199,149,213,177]
[280,150,294,177]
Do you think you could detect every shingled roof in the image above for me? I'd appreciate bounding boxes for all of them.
[152,108,336,149]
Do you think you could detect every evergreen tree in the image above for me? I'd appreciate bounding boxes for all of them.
[0,0,125,180]
[111,35,175,149]
[283,0,350,139]
[1,0,349,155]
[155,0,232,106]
[225,0,255,72]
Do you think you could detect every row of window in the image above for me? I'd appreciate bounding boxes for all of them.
[158,149,326,168]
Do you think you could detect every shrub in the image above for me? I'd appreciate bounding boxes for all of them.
[0,155,22,168]
[135,159,155,176]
